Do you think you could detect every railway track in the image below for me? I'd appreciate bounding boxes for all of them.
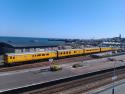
[1,66,125,94]
[0,56,93,72]
[0,53,124,72]
[22,67,125,94]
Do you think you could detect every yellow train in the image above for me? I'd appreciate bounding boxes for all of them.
[4,47,116,65]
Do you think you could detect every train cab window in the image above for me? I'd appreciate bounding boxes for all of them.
[10,56,12,59]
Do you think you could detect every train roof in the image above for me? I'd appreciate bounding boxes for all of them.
[84,47,100,49]
[57,47,101,52]
[5,51,57,56]
[5,47,111,56]
[100,47,112,48]
[57,49,83,52]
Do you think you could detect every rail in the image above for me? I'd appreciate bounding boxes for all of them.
[1,66,125,94]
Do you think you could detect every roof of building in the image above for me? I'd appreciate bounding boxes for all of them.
[0,36,65,48]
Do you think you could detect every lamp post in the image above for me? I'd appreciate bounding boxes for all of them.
[112,62,115,94]
[112,60,117,94]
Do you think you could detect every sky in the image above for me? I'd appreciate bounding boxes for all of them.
[0,0,125,39]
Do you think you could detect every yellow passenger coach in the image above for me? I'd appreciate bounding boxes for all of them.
[58,49,83,57]
[84,47,100,54]
[4,51,57,64]
[4,47,117,65]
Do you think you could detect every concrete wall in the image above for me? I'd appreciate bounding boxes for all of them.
[2,47,15,54]
[0,46,59,54]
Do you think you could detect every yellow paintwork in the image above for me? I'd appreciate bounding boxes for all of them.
[101,47,112,52]
[7,54,32,63]
[58,49,83,57]
[5,51,57,64]
[4,47,118,64]
[84,48,100,54]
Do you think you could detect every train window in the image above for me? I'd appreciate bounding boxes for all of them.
[37,54,41,56]
[69,52,71,54]
[60,52,62,55]
[66,51,68,54]
[74,51,76,53]
[87,50,91,51]
[46,53,49,56]
[13,57,15,59]
[63,52,65,54]
[32,55,34,57]
[42,54,45,56]
[10,56,12,59]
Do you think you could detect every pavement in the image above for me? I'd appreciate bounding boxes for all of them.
[87,79,125,94]
[98,82,125,94]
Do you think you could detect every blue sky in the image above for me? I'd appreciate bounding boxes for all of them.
[0,0,125,39]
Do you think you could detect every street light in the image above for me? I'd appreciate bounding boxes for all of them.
[111,59,117,94]
[107,58,117,94]
[112,62,115,94]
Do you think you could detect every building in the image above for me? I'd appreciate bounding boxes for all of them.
[100,34,125,50]
[0,37,65,54]
[101,41,121,48]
